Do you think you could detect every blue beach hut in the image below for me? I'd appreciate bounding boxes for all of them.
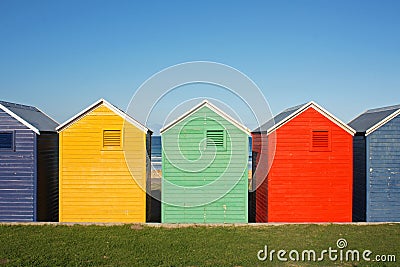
[0,101,59,222]
[349,104,400,222]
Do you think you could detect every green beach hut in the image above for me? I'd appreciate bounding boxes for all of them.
[160,100,250,223]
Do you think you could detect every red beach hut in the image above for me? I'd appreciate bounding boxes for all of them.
[252,101,355,222]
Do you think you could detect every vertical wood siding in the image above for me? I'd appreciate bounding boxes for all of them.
[248,145,257,223]
[257,108,353,222]
[0,110,36,222]
[37,132,59,221]
[59,105,147,222]
[145,132,152,222]
[367,115,400,222]
[352,135,366,222]
[162,106,248,223]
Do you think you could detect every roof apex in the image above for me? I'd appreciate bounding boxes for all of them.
[253,101,355,135]
[56,98,151,133]
[160,100,250,135]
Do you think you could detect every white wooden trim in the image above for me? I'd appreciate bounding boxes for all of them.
[56,99,150,133]
[267,101,356,136]
[0,103,40,135]
[160,100,251,135]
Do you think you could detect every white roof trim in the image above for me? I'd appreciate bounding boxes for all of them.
[267,101,356,136]
[56,98,150,133]
[365,108,400,136]
[160,100,251,135]
[0,103,40,135]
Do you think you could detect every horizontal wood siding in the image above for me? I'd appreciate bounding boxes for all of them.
[252,132,269,222]
[37,132,59,221]
[353,135,366,221]
[0,110,36,222]
[162,106,248,223]
[59,105,147,223]
[367,115,400,222]
[267,108,353,222]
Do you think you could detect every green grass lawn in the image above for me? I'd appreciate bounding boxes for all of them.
[0,223,399,266]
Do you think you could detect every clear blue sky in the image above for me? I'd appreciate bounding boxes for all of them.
[1,0,399,133]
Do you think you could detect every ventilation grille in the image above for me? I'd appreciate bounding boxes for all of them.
[312,130,329,150]
[103,130,121,147]
[206,130,224,147]
[0,132,13,150]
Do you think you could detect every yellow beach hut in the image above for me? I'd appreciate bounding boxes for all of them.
[57,99,152,222]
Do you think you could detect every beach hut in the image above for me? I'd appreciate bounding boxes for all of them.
[0,101,59,222]
[161,100,250,223]
[57,99,152,223]
[252,101,355,222]
[349,104,400,222]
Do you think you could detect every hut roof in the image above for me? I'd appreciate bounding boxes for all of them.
[349,104,400,135]
[0,100,58,134]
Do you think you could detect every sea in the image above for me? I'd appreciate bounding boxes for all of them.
[151,136,252,170]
